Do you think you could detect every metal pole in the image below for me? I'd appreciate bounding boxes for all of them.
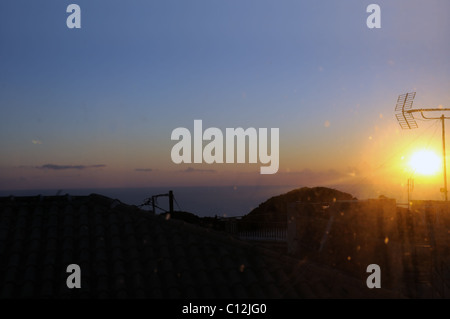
[152,196,156,213]
[169,190,174,213]
[442,115,448,201]
[408,178,410,211]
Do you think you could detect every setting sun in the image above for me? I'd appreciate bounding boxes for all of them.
[409,149,442,175]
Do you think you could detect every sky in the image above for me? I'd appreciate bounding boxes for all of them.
[1,0,450,201]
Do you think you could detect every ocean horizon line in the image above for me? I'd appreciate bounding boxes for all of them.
[0,185,301,217]
[1,183,410,217]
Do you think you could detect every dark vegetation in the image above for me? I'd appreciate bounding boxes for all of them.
[241,186,356,224]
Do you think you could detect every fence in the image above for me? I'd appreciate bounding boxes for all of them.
[237,228,287,241]
[221,218,287,242]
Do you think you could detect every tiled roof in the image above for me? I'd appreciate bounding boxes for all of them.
[0,193,401,298]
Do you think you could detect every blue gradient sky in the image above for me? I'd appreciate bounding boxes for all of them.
[1,1,450,200]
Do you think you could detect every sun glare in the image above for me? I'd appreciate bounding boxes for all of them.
[409,150,441,175]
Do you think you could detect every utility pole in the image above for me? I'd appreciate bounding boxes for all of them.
[441,115,448,201]
[141,190,175,213]
[395,92,450,201]
[169,190,174,213]
[407,177,413,211]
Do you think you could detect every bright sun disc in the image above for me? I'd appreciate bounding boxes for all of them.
[409,150,441,175]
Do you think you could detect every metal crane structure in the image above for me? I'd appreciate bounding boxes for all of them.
[395,92,450,201]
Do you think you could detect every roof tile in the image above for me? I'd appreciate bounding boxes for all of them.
[0,193,403,299]
[20,281,35,298]
[4,267,18,284]
[1,283,15,298]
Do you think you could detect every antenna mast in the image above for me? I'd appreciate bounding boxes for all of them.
[395,92,450,201]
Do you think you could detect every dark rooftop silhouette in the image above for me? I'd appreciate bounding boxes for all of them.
[0,193,401,298]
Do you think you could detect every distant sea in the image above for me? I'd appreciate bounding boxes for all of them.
[0,185,298,218]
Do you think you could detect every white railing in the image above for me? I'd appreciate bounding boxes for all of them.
[237,228,287,242]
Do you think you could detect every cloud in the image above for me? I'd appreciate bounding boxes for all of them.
[280,168,356,185]
[135,168,153,172]
[181,167,216,173]
[36,164,106,170]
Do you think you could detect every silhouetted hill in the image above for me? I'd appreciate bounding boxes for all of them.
[240,186,356,225]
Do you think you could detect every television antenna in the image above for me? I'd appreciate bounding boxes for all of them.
[395,92,450,201]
